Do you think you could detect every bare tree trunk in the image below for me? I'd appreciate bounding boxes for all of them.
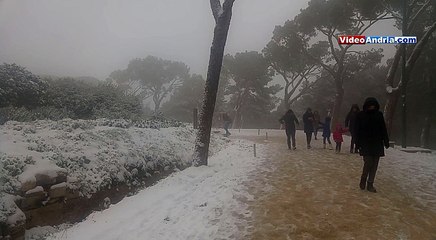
[234,107,242,129]
[420,117,431,148]
[193,0,235,166]
[384,90,400,134]
[331,86,344,131]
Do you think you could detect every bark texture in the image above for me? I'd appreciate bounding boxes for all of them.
[193,0,235,166]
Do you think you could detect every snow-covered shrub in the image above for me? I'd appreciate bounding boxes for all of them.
[0,63,48,109]
[0,106,74,124]
[0,119,228,198]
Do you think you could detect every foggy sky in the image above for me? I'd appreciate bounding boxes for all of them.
[0,0,312,80]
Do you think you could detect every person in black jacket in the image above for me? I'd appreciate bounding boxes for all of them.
[354,97,389,193]
[345,104,360,153]
[279,109,300,150]
[302,108,315,149]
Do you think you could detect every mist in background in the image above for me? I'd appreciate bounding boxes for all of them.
[0,0,312,79]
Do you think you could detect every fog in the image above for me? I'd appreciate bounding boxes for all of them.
[0,0,312,79]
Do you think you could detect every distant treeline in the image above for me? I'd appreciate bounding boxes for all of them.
[0,63,143,124]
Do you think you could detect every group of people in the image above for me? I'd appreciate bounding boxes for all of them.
[279,97,390,193]
[280,107,352,153]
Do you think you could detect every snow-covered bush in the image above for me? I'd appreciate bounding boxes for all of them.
[0,119,228,198]
[0,63,48,109]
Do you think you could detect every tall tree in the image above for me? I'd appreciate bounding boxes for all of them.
[291,0,388,128]
[223,51,281,128]
[162,74,205,122]
[193,0,235,166]
[382,0,436,134]
[294,51,385,118]
[405,36,436,148]
[109,56,189,113]
[263,21,321,111]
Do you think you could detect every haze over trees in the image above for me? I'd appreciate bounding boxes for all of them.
[108,56,190,113]
[0,0,435,151]
[222,51,281,129]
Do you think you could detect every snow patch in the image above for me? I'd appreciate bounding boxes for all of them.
[46,139,265,240]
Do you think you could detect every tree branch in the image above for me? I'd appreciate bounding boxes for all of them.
[210,0,222,23]
[407,0,431,33]
[406,20,436,72]
[357,13,389,35]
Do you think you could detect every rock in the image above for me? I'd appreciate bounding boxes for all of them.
[21,195,46,210]
[25,186,45,198]
[55,171,67,184]
[47,197,63,205]
[1,196,26,240]
[35,173,57,186]
[102,197,111,209]
[35,170,67,186]
[7,223,25,240]
[65,188,81,200]
[21,187,47,210]
[49,183,67,199]
[20,179,37,193]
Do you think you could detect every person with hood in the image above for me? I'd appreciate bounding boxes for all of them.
[354,97,390,193]
[345,104,360,153]
[313,110,321,140]
[319,116,333,149]
[302,108,314,149]
[279,109,300,150]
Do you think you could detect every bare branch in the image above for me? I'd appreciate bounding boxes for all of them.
[327,30,340,64]
[381,2,402,20]
[385,47,402,87]
[357,13,389,35]
[407,0,431,32]
[406,20,436,72]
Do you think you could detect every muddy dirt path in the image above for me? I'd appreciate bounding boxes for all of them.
[235,130,436,240]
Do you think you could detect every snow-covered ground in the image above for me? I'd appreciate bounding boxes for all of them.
[0,119,228,231]
[39,139,264,240]
[383,147,436,212]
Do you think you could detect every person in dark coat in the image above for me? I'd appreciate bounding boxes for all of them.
[279,109,300,150]
[345,104,360,153]
[222,112,232,137]
[302,108,314,149]
[354,97,389,193]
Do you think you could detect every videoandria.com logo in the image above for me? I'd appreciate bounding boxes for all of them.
[338,35,417,44]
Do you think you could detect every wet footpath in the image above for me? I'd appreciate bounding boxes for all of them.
[233,130,436,240]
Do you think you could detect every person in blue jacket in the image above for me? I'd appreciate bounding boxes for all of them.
[319,116,333,150]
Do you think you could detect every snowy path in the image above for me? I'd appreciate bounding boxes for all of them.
[236,130,436,239]
[47,139,265,240]
[39,129,436,240]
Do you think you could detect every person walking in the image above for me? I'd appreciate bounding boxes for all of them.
[302,108,314,149]
[279,109,300,150]
[333,123,348,153]
[222,112,232,137]
[313,110,321,140]
[345,104,360,153]
[319,116,333,150]
[355,97,390,193]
